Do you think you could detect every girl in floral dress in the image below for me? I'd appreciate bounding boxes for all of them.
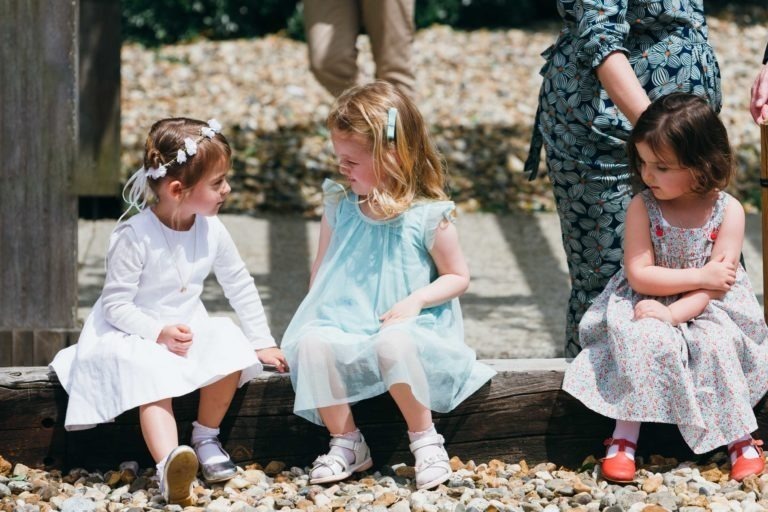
[525,0,722,357]
[563,93,768,483]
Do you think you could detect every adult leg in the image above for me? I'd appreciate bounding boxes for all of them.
[361,0,416,99]
[545,150,631,357]
[304,0,361,96]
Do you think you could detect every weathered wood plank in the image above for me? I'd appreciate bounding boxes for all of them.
[0,361,761,472]
[76,0,121,196]
[0,2,78,333]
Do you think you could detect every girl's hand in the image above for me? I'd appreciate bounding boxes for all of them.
[257,347,289,373]
[380,294,425,328]
[157,324,193,357]
[699,254,736,291]
[634,300,673,324]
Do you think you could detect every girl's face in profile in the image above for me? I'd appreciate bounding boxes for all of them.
[183,158,232,217]
[331,131,379,197]
[635,141,696,201]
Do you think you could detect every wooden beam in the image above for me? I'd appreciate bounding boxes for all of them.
[77,0,121,197]
[2,360,755,471]
[0,2,79,360]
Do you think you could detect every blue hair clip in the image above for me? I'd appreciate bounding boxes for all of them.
[386,107,398,142]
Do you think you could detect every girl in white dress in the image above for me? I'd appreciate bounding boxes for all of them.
[50,118,287,505]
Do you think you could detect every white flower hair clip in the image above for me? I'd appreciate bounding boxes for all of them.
[119,118,223,222]
[143,118,221,180]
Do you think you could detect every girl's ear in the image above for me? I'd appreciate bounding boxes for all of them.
[168,180,185,200]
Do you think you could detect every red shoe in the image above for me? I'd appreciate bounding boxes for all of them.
[728,438,765,482]
[600,437,637,483]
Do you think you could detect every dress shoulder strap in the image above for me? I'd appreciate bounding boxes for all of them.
[706,191,729,231]
[639,189,663,227]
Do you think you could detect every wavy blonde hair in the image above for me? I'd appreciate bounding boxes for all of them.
[327,81,448,216]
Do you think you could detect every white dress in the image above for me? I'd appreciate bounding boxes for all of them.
[50,209,275,431]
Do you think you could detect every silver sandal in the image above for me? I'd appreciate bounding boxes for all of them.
[192,437,237,483]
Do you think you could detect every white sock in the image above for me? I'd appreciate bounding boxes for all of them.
[605,420,640,460]
[156,460,167,492]
[409,424,449,484]
[311,430,360,479]
[191,421,228,465]
[729,434,760,464]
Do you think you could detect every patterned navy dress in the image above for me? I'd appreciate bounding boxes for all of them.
[525,0,721,357]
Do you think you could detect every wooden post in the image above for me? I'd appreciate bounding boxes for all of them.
[762,124,768,323]
[77,0,121,198]
[0,2,80,365]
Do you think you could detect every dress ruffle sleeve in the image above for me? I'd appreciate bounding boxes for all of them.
[321,179,347,229]
[575,0,630,69]
[423,201,456,251]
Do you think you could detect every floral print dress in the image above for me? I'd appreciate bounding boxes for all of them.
[563,191,768,453]
[524,0,722,357]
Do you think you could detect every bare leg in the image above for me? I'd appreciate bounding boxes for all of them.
[197,371,240,428]
[389,383,432,432]
[318,403,357,435]
[140,398,178,463]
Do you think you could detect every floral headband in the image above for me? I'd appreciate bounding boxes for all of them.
[119,119,222,221]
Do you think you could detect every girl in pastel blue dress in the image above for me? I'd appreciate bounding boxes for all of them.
[281,81,495,490]
[563,94,768,483]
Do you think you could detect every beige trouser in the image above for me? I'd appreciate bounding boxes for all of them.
[303,0,416,99]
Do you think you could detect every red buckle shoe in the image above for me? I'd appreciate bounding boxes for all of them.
[600,437,637,483]
[728,438,765,482]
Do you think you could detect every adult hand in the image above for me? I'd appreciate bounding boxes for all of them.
[633,299,673,324]
[380,294,425,328]
[751,64,768,124]
[157,324,193,356]
[257,347,289,373]
[699,253,736,291]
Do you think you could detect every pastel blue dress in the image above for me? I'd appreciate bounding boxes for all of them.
[281,180,496,425]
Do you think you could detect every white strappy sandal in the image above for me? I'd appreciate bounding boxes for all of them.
[309,435,373,484]
[410,434,452,490]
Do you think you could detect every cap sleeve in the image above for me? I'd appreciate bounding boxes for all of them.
[423,201,456,251]
[322,179,346,229]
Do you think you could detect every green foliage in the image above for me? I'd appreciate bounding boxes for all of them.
[122,0,763,46]
[122,0,300,46]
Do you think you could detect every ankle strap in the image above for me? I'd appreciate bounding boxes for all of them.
[728,438,764,457]
[330,436,359,450]
[604,437,637,452]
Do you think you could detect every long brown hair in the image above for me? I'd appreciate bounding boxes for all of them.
[327,81,447,216]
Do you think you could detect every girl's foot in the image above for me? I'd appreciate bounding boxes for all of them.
[409,426,451,490]
[601,438,637,483]
[728,437,765,481]
[161,445,198,506]
[309,431,373,484]
[191,421,237,483]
